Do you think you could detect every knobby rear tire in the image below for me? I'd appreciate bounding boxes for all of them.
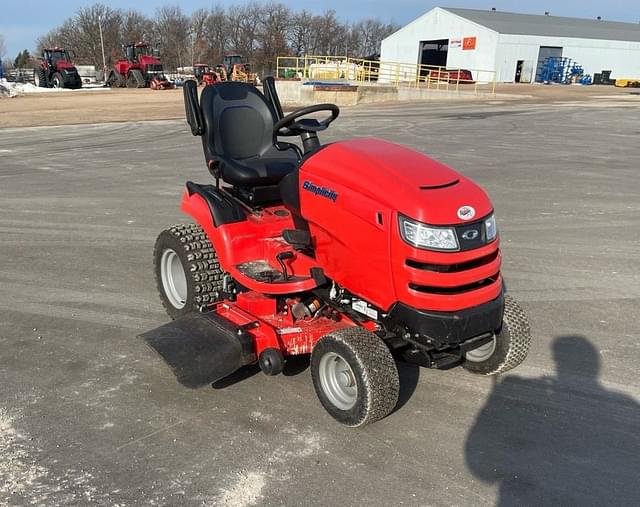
[153,224,224,319]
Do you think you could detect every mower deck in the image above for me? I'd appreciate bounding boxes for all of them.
[141,292,355,386]
[139,311,256,388]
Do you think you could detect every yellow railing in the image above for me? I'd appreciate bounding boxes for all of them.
[276,55,496,95]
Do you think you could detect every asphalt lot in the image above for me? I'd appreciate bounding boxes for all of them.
[1,96,639,506]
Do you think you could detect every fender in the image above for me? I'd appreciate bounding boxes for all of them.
[180,182,246,270]
[184,181,246,227]
[181,182,321,295]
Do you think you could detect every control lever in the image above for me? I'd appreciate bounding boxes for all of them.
[276,251,294,280]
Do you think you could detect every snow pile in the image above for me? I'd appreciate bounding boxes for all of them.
[0,79,110,97]
[0,79,17,97]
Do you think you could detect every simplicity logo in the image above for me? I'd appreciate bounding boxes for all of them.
[303,180,339,202]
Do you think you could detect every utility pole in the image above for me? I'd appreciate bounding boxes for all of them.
[98,15,107,85]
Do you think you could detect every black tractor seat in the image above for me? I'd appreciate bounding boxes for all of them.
[217,149,298,187]
[194,81,300,188]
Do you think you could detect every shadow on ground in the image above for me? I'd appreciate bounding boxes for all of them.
[465,335,640,506]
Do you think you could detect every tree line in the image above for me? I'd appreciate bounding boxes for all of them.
[35,2,399,74]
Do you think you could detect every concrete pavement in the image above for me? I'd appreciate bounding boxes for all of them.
[0,96,639,506]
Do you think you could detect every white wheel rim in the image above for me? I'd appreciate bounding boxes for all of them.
[465,337,497,363]
[160,248,187,309]
[34,73,40,86]
[318,352,358,410]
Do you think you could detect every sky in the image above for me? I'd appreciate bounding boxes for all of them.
[1,0,639,60]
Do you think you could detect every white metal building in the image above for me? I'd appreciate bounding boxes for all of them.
[380,7,640,82]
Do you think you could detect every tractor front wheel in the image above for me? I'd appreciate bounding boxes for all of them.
[154,224,225,319]
[311,327,399,427]
[51,72,64,88]
[463,295,531,375]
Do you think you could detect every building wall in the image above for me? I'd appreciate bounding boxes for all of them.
[380,8,498,83]
[381,7,640,84]
[495,34,640,82]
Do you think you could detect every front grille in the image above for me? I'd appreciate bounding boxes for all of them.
[145,64,163,74]
[454,220,486,251]
[409,273,499,295]
[406,250,499,273]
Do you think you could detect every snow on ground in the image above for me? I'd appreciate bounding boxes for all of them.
[0,79,109,98]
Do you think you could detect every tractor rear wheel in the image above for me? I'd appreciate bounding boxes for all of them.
[154,224,225,319]
[51,72,64,88]
[311,327,399,427]
[33,68,48,88]
[463,295,531,375]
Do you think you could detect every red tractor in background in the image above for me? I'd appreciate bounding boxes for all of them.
[33,48,82,89]
[106,42,174,89]
[193,64,223,86]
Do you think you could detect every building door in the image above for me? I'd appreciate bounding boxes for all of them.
[419,39,449,67]
[535,46,563,82]
[515,60,524,82]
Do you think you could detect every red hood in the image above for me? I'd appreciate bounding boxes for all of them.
[300,138,493,225]
[55,60,76,71]
[138,55,162,66]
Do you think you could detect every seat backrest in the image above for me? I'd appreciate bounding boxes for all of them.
[200,82,278,166]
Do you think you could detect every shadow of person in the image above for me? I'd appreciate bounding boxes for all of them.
[465,335,640,506]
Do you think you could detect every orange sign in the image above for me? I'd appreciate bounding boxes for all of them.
[463,37,477,50]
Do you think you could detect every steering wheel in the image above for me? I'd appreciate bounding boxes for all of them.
[274,103,340,138]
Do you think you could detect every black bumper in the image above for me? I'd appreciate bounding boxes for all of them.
[388,292,504,349]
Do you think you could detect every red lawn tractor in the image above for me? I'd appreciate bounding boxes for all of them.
[106,42,173,89]
[140,78,531,426]
[33,48,82,89]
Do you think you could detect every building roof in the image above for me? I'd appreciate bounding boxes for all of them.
[444,8,640,42]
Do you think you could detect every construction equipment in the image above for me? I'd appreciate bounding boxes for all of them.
[106,42,173,89]
[223,55,258,84]
[140,77,531,427]
[615,78,640,88]
[33,48,82,89]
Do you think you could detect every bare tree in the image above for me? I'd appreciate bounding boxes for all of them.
[0,34,6,59]
[287,10,315,56]
[352,19,399,57]
[256,2,291,74]
[227,3,261,59]
[189,8,209,66]
[203,5,228,63]
[154,5,190,70]
[121,10,154,46]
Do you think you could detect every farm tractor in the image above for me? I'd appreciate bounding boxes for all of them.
[33,48,82,89]
[106,42,174,89]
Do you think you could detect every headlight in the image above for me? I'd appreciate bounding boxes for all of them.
[485,214,497,241]
[399,215,459,251]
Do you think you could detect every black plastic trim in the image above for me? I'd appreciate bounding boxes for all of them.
[183,80,204,136]
[406,250,499,273]
[279,169,300,213]
[186,181,246,226]
[408,275,499,295]
[387,292,504,348]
